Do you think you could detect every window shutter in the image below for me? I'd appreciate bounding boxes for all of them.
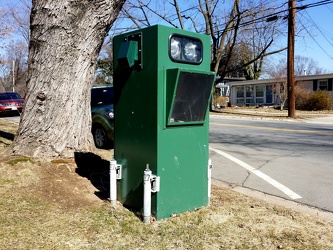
[328,79,332,91]
[313,80,318,91]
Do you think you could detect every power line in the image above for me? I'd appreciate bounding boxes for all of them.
[112,1,333,35]
[304,9,333,47]
[299,0,333,9]
[299,21,333,60]
[326,2,333,12]
[215,0,333,34]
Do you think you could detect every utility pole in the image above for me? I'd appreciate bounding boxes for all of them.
[12,60,15,92]
[287,0,296,118]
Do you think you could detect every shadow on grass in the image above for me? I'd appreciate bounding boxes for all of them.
[74,152,110,201]
[74,151,142,219]
[0,130,15,141]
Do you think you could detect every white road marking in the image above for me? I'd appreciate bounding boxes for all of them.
[209,146,302,200]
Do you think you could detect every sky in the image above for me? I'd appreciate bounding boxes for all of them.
[266,0,333,72]
[294,1,333,72]
[1,0,333,73]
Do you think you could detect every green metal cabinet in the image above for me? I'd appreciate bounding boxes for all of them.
[113,25,215,220]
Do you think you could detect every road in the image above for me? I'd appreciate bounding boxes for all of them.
[0,115,20,123]
[209,115,333,213]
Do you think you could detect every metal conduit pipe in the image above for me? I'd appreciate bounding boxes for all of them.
[110,158,117,206]
[143,164,152,223]
[208,159,212,205]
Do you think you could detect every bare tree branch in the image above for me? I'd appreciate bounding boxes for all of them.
[213,0,240,73]
[171,0,185,29]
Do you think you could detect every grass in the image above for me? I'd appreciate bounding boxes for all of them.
[213,106,333,119]
[1,118,333,249]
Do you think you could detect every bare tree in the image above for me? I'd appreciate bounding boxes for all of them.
[267,56,326,77]
[0,0,31,94]
[7,0,31,44]
[0,7,13,43]
[0,7,13,77]
[119,0,286,82]
[0,41,29,95]
[0,0,30,54]
[265,55,326,110]
[115,0,288,111]
[265,58,287,110]
[294,55,325,76]
[216,0,287,80]
[11,0,125,158]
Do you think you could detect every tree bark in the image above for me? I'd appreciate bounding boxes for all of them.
[12,0,125,158]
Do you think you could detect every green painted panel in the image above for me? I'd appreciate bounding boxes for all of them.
[113,25,215,220]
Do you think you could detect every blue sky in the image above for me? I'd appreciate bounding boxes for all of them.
[1,0,333,72]
[295,1,333,71]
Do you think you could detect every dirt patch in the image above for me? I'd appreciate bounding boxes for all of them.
[0,117,113,210]
[33,161,105,209]
[0,151,111,210]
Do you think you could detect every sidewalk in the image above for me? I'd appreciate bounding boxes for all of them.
[303,115,333,125]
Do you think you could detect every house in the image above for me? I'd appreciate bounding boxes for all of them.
[217,73,333,107]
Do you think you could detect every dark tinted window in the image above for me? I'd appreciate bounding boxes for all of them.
[91,87,114,106]
[0,92,22,100]
[169,72,214,123]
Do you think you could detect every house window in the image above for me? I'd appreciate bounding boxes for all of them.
[236,98,244,105]
[255,85,264,104]
[236,86,244,104]
[246,86,254,104]
[237,86,244,98]
[319,80,328,90]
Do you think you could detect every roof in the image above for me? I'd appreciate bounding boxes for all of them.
[226,73,333,87]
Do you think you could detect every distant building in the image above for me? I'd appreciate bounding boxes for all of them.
[216,74,333,107]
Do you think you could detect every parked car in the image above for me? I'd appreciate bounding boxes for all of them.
[0,92,24,116]
[91,84,114,149]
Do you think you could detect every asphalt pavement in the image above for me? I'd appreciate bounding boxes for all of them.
[210,108,333,221]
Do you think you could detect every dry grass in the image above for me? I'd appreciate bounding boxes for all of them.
[214,106,333,119]
[1,118,333,249]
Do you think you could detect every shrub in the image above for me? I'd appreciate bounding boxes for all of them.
[309,90,332,111]
[295,87,312,110]
[295,87,332,111]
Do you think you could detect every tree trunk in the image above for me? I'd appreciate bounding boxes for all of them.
[12,0,125,158]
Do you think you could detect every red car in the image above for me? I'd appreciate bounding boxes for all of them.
[0,92,24,116]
